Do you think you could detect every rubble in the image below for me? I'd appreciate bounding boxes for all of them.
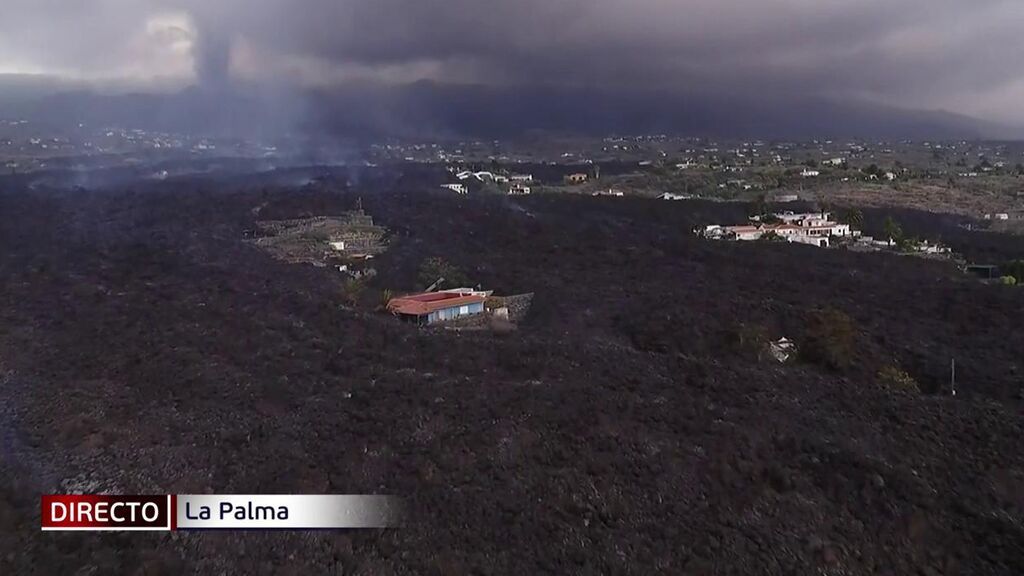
[770,338,796,363]
[248,210,386,266]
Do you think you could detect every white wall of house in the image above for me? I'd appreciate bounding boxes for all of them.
[790,235,829,248]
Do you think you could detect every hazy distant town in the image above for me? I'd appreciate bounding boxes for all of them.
[5,118,1023,228]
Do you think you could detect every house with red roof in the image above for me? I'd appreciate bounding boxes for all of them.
[387,290,488,325]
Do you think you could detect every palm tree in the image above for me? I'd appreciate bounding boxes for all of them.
[378,289,394,312]
[883,216,903,244]
[842,208,864,229]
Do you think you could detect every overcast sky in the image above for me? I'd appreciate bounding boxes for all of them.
[2,0,1023,124]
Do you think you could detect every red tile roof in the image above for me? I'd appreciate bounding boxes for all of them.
[388,291,487,316]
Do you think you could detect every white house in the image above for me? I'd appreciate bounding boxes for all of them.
[917,241,952,255]
[801,169,820,178]
[724,226,764,241]
[509,183,531,195]
[441,183,468,194]
[775,212,853,237]
[455,171,502,182]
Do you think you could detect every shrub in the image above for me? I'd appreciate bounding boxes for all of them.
[800,308,857,371]
[342,277,367,307]
[896,237,921,253]
[1002,260,1024,284]
[878,366,921,394]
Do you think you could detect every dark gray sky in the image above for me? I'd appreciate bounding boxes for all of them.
[2,0,1023,123]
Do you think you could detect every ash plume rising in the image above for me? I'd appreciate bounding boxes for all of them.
[2,0,1024,138]
[192,23,231,90]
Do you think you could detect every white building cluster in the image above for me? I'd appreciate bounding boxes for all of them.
[444,169,533,195]
[701,212,857,248]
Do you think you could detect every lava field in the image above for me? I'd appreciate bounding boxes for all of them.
[1,175,1023,575]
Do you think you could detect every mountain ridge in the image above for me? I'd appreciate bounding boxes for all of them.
[1,75,1020,141]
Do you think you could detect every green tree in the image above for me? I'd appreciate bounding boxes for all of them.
[883,216,904,244]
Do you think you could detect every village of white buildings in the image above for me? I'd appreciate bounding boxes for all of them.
[441,169,534,196]
[698,210,953,256]
[701,211,854,248]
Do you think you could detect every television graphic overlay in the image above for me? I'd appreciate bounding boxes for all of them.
[42,495,403,531]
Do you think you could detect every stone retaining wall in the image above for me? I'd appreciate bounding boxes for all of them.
[486,293,534,323]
